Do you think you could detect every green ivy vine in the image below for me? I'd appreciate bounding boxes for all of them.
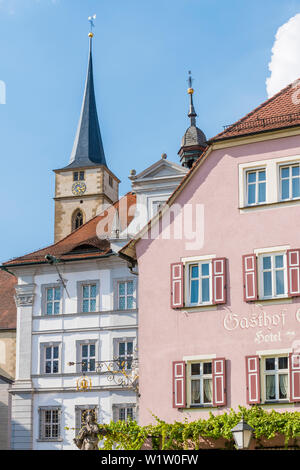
[98,406,300,450]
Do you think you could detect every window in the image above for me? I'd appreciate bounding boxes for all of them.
[113,404,135,422]
[119,407,134,421]
[188,262,212,305]
[189,362,213,406]
[280,164,300,200]
[264,356,289,401]
[73,171,85,181]
[246,169,266,205]
[45,287,61,315]
[109,175,113,187]
[39,408,61,441]
[82,284,97,312]
[118,281,135,310]
[72,209,84,231]
[117,341,133,370]
[259,252,287,299]
[80,343,96,372]
[44,344,60,374]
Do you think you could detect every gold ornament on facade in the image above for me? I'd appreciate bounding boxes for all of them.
[76,374,92,391]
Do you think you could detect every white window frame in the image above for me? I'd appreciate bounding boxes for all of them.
[40,342,61,375]
[113,278,137,311]
[185,260,213,307]
[279,163,300,202]
[239,156,300,210]
[187,360,213,407]
[112,404,136,422]
[38,407,62,441]
[117,280,135,310]
[245,167,267,206]
[41,283,63,316]
[258,251,288,300]
[75,339,98,374]
[80,342,96,373]
[113,337,135,371]
[77,280,100,313]
[262,355,289,403]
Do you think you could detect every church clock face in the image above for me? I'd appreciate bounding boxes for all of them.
[72,182,86,196]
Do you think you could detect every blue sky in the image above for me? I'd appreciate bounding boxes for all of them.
[1,0,300,262]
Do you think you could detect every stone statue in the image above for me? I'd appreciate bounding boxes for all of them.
[74,411,107,450]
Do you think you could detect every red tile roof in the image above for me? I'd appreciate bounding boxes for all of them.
[211,80,300,141]
[4,192,136,266]
[0,270,16,329]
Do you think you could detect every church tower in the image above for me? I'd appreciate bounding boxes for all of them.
[53,32,120,243]
[178,71,207,169]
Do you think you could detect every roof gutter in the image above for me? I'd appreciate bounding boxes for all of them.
[1,252,115,269]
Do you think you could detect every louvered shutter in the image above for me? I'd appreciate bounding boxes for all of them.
[212,358,226,406]
[171,263,184,308]
[243,254,258,301]
[172,361,186,408]
[245,356,260,404]
[289,353,300,402]
[287,250,300,296]
[212,258,227,304]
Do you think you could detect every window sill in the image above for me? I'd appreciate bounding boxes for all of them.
[239,198,300,211]
[263,400,291,404]
[189,404,213,408]
[255,297,292,305]
[36,439,63,442]
[177,304,218,312]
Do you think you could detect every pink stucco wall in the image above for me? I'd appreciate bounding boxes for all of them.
[136,135,300,425]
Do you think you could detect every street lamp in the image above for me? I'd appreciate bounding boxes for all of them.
[230,417,254,450]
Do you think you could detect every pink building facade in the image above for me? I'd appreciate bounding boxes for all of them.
[122,82,300,425]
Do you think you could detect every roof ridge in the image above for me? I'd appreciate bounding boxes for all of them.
[211,79,296,141]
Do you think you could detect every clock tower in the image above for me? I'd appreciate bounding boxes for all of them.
[53,33,120,243]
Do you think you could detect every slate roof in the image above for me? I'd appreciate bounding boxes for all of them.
[62,37,107,170]
[211,80,300,141]
[181,125,207,147]
[0,270,16,330]
[3,193,136,267]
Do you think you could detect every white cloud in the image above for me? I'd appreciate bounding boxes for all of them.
[266,13,300,98]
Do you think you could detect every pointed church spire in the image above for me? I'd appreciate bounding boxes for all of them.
[187,71,197,126]
[66,29,107,169]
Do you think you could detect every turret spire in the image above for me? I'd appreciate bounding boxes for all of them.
[178,71,207,169]
[187,71,197,127]
[66,19,107,169]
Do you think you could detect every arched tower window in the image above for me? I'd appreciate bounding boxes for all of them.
[72,209,84,231]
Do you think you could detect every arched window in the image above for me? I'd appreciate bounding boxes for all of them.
[72,209,84,231]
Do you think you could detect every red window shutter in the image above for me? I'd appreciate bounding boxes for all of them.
[245,356,260,404]
[172,361,186,408]
[289,353,300,402]
[212,358,226,406]
[170,263,184,308]
[287,250,300,297]
[243,254,258,301]
[212,258,227,304]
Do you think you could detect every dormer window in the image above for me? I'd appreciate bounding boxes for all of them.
[73,171,85,182]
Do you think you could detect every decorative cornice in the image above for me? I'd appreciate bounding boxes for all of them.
[14,284,36,307]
